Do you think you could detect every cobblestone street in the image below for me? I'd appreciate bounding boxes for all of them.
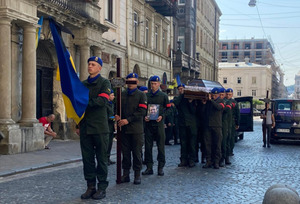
[1,119,300,204]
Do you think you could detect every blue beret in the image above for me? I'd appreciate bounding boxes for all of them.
[139,86,148,91]
[110,89,114,94]
[150,75,161,82]
[170,99,174,103]
[88,56,103,66]
[226,88,233,93]
[219,88,226,93]
[126,73,138,79]
[177,84,185,89]
[211,87,220,94]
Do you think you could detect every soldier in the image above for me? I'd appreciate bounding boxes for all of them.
[202,87,224,169]
[115,73,147,185]
[79,56,111,200]
[226,88,240,156]
[219,88,232,167]
[165,100,174,146]
[143,75,171,176]
[107,90,116,165]
[173,84,198,167]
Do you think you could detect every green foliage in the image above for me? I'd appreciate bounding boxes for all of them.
[253,99,264,106]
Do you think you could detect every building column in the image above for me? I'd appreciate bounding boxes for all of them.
[20,24,38,123]
[80,45,90,81]
[0,18,14,124]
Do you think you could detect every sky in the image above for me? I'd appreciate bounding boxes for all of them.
[215,0,300,86]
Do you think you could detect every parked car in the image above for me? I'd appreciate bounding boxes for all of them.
[253,108,261,116]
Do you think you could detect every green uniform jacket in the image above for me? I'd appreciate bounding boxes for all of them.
[121,88,147,134]
[229,98,240,126]
[222,98,232,124]
[80,75,111,134]
[146,90,171,126]
[206,97,224,128]
[107,102,115,133]
[173,94,197,127]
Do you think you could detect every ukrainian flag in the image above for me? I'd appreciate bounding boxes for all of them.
[49,18,89,124]
[36,16,43,48]
[173,74,182,88]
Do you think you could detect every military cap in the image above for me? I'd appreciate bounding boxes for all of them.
[211,87,220,94]
[126,72,139,79]
[87,56,103,66]
[110,89,114,94]
[177,84,185,89]
[150,75,161,82]
[219,87,226,93]
[139,86,148,91]
[226,88,234,93]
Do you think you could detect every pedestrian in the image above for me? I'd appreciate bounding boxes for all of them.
[172,84,198,168]
[260,103,275,148]
[202,87,224,169]
[226,88,240,156]
[107,90,116,165]
[142,75,171,176]
[79,56,111,200]
[38,114,57,149]
[115,73,147,185]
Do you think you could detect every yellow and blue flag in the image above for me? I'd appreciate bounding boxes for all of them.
[36,16,43,48]
[173,74,181,88]
[49,18,89,124]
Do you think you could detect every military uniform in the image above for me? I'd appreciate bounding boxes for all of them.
[80,73,111,193]
[203,92,224,169]
[120,88,147,179]
[143,89,170,174]
[220,98,232,165]
[164,103,174,145]
[173,94,198,167]
[228,98,240,155]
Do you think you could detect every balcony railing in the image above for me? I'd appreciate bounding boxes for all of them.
[45,0,100,21]
[173,51,200,73]
[145,0,178,16]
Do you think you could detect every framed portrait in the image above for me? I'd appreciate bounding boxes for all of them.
[147,104,160,120]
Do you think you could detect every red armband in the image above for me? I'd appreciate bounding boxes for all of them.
[166,103,171,108]
[139,104,147,109]
[219,103,225,108]
[98,93,109,100]
[226,105,232,109]
[232,103,236,108]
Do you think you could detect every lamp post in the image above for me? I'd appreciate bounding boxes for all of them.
[249,0,256,7]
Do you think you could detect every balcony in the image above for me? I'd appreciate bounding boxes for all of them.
[43,0,100,21]
[146,0,178,16]
[173,50,200,73]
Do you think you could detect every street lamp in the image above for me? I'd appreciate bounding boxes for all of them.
[249,0,256,7]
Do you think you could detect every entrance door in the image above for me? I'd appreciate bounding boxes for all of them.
[36,66,53,119]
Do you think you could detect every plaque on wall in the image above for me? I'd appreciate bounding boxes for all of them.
[101,52,110,64]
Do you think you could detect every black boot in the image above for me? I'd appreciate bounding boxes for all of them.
[92,189,106,200]
[219,158,225,167]
[121,169,130,183]
[142,167,153,175]
[202,161,212,168]
[225,156,231,165]
[158,167,164,176]
[133,171,141,185]
[81,182,96,199]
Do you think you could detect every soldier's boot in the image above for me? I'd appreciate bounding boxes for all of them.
[158,167,164,176]
[142,166,153,175]
[214,162,220,169]
[121,169,130,183]
[202,161,212,168]
[133,171,141,185]
[81,182,96,199]
[219,158,225,167]
[92,187,106,200]
[189,160,196,168]
[201,155,206,164]
[225,156,231,165]
[178,160,188,167]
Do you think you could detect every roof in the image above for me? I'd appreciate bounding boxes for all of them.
[218,62,271,69]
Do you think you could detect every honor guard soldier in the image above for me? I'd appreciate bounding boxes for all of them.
[115,73,147,185]
[173,84,198,167]
[203,87,224,169]
[219,88,232,167]
[107,90,116,165]
[80,56,111,200]
[226,88,240,156]
[143,75,171,176]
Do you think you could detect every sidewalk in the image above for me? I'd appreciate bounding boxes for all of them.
[0,139,116,177]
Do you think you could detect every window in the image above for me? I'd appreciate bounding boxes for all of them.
[179,0,185,5]
[244,51,250,58]
[162,30,166,54]
[222,52,227,59]
[252,76,256,84]
[233,52,239,59]
[155,25,158,51]
[233,43,239,49]
[237,90,241,96]
[256,51,262,59]
[133,12,138,42]
[107,0,113,22]
[145,19,149,47]
[178,27,185,51]
[237,77,241,84]
[256,43,263,49]
[245,43,251,49]
[223,77,227,84]
[252,90,256,96]
[222,43,228,50]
